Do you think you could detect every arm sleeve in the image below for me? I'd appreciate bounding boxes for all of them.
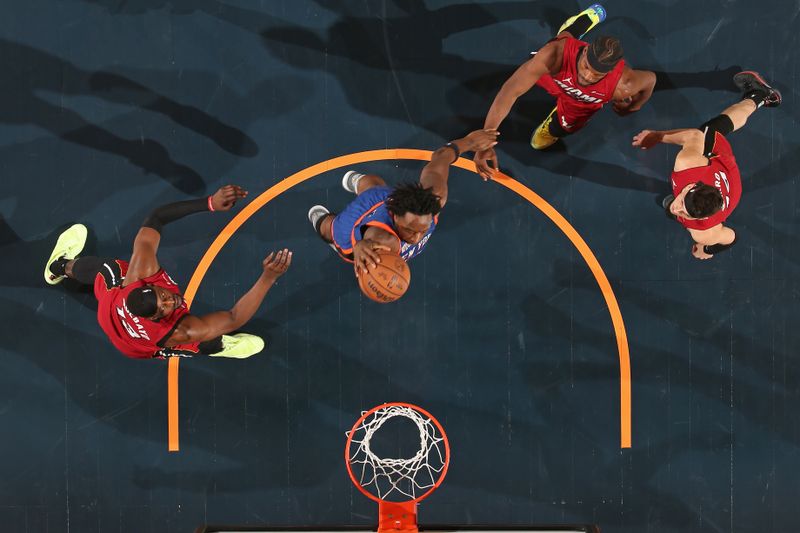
[142,198,210,233]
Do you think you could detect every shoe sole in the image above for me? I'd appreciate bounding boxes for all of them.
[341,171,360,194]
[44,224,88,285]
[559,4,607,37]
[307,205,330,226]
[734,70,782,106]
[308,206,339,252]
[213,334,265,359]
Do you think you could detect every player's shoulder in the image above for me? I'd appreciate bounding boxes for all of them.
[618,66,653,88]
[143,268,180,289]
[533,37,568,67]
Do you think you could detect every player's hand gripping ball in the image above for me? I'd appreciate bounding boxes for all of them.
[357,251,411,303]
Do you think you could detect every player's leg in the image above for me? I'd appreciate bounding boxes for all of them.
[49,256,125,291]
[531,100,594,149]
[159,334,265,359]
[342,170,386,195]
[531,107,560,150]
[694,72,780,157]
[710,72,781,131]
[312,170,386,240]
[308,205,336,244]
[557,4,606,39]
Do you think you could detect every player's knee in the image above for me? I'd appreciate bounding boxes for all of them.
[548,116,573,137]
[357,175,386,194]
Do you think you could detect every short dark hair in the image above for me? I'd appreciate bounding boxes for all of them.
[684,183,723,218]
[127,286,158,318]
[386,183,442,217]
[588,35,623,71]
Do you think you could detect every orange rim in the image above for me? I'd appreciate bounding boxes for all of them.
[344,401,450,504]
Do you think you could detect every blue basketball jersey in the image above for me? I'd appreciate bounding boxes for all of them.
[330,186,437,261]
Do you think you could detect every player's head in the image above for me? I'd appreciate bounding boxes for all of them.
[578,36,623,86]
[386,183,442,244]
[671,183,723,219]
[127,285,184,320]
[684,183,723,218]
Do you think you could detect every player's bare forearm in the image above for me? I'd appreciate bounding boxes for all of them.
[165,249,292,345]
[660,129,704,146]
[419,147,457,203]
[420,131,499,205]
[484,87,520,130]
[165,274,277,346]
[634,128,703,150]
[484,48,554,129]
[362,226,401,252]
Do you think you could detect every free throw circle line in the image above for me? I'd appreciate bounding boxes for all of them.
[168,149,632,451]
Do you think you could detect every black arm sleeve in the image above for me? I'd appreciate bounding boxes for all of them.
[142,198,210,233]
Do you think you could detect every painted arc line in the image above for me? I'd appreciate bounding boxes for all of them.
[168,148,632,451]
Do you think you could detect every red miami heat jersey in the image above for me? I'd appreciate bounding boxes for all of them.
[538,36,625,111]
[671,131,742,231]
[95,262,196,359]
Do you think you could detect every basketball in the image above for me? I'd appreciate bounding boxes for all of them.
[357,252,411,303]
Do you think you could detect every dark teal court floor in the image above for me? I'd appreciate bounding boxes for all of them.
[1,1,799,532]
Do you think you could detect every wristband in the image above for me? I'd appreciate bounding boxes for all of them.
[207,195,215,212]
[444,142,459,163]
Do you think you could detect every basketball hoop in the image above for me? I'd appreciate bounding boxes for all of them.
[345,402,450,533]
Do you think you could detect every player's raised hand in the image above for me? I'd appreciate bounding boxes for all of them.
[262,249,293,278]
[353,239,391,277]
[463,128,500,152]
[631,130,663,149]
[211,185,249,211]
[474,148,498,181]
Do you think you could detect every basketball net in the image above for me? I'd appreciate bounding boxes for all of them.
[346,403,450,533]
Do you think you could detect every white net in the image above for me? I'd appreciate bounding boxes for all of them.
[346,404,448,502]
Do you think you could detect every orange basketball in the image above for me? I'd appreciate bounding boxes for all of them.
[357,252,411,303]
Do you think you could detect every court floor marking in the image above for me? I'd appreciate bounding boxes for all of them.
[169,149,632,451]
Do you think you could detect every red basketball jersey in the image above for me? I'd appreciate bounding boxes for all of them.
[538,36,625,110]
[671,132,742,231]
[95,263,193,359]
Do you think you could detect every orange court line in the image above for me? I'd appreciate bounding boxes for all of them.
[169,149,631,452]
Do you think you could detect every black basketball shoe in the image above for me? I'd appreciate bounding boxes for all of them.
[733,71,782,108]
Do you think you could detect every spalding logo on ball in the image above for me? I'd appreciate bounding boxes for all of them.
[357,251,411,303]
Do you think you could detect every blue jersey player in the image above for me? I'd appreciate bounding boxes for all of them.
[308,129,498,276]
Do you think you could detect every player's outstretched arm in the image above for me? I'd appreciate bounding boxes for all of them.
[483,41,559,131]
[475,41,560,179]
[632,128,708,171]
[420,129,499,205]
[124,185,248,286]
[689,226,736,260]
[163,249,292,346]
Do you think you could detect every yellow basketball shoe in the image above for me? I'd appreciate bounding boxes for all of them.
[44,223,88,285]
[208,334,265,359]
[558,4,607,38]
[530,108,559,150]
